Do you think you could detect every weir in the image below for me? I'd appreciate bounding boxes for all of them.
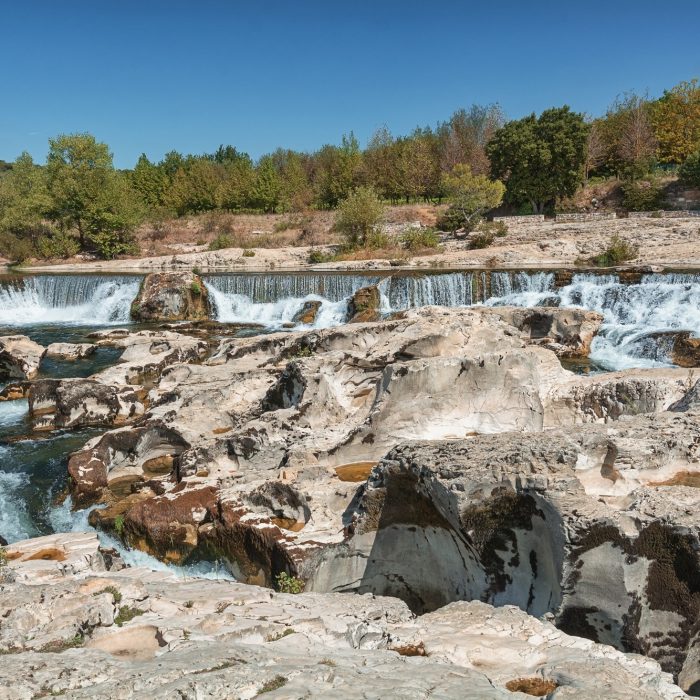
[2,269,700,370]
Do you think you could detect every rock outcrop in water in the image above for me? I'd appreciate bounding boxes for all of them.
[45,342,96,360]
[130,272,211,322]
[0,532,686,699]
[0,335,45,380]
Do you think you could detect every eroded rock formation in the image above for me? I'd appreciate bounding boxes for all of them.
[130,272,211,322]
[0,335,45,380]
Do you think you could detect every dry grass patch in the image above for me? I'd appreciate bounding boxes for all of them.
[505,677,558,696]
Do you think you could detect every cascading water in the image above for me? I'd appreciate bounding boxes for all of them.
[205,273,385,328]
[558,273,700,369]
[0,275,141,326]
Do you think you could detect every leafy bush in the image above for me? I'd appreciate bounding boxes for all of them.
[115,605,144,626]
[190,281,202,295]
[679,150,700,187]
[114,514,125,535]
[36,231,80,259]
[479,221,508,238]
[275,571,305,594]
[334,186,386,247]
[591,234,639,266]
[401,227,440,251]
[308,248,334,264]
[242,248,255,257]
[436,206,471,233]
[469,230,495,249]
[209,233,233,250]
[0,232,35,263]
[621,179,663,211]
[364,229,390,249]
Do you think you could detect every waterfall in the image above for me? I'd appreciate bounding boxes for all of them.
[0,275,141,326]
[384,273,473,310]
[486,271,557,307]
[204,273,383,327]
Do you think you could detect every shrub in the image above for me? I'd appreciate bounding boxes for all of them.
[93,585,122,603]
[591,234,639,266]
[436,206,470,233]
[275,571,305,594]
[242,248,255,257]
[401,227,440,251]
[113,514,125,535]
[308,248,334,264]
[35,231,80,259]
[621,179,663,211]
[190,281,202,295]
[364,229,390,249]
[334,186,386,247]
[209,233,233,250]
[679,150,700,187]
[114,605,144,626]
[479,221,508,237]
[469,230,495,249]
[257,675,287,695]
[0,232,35,263]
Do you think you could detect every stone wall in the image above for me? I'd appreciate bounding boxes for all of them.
[555,212,617,223]
[492,215,545,223]
[628,210,700,219]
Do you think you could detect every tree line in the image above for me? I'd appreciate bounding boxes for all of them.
[1,78,698,260]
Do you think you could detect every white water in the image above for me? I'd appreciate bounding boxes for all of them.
[0,275,140,326]
[0,467,35,543]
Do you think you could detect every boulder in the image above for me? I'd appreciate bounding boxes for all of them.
[131,272,211,322]
[28,379,145,431]
[45,342,96,360]
[0,335,45,380]
[486,306,604,358]
[292,300,322,325]
[347,284,382,323]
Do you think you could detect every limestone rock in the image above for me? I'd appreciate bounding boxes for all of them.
[131,272,211,322]
[292,300,322,325]
[0,543,684,699]
[347,283,382,322]
[486,306,604,357]
[27,378,145,431]
[0,335,45,380]
[45,342,96,360]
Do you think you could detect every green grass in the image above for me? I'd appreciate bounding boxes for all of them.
[114,605,144,627]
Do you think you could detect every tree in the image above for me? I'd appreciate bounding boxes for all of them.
[167,158,222,215]
[395,132,439,203]
[487,106,589,213]
[437,104,505,175]
[616,94,657,179]
[0,152,52,241]
[46,133,143,256]
[217,157,255,211]
[651,79,700,164]
[250,155,281,212]
[272,149,313,212]
[313,133,363,208]
[679,150,700,187]
[584,120,606,182]
[131,154,169,209]
[439,164,504,231]
[363,126,397,200]
[334,186,385,247]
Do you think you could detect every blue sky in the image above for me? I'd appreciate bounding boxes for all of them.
[2,0,699,168]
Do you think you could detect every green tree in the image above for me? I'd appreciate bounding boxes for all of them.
[131,154,169,209]
[679,150,700,187]
[395,131,440,203]
[167,158,222,215]
[250,155,281,212]
[0,152,52,241]
[439,164,504,231]
[487,106,589,213]
[46,133,143,257]
[216,156,255,211]
[314,133,363,208]
[334,186,385,247]
[272,149,313,212]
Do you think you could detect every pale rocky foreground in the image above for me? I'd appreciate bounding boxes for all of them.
[0,533,686,699]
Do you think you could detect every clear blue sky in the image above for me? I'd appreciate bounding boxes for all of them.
[3,0,699,168]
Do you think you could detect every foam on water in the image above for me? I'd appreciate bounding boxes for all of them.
[0,275,141,326]
[0,467,35,543]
